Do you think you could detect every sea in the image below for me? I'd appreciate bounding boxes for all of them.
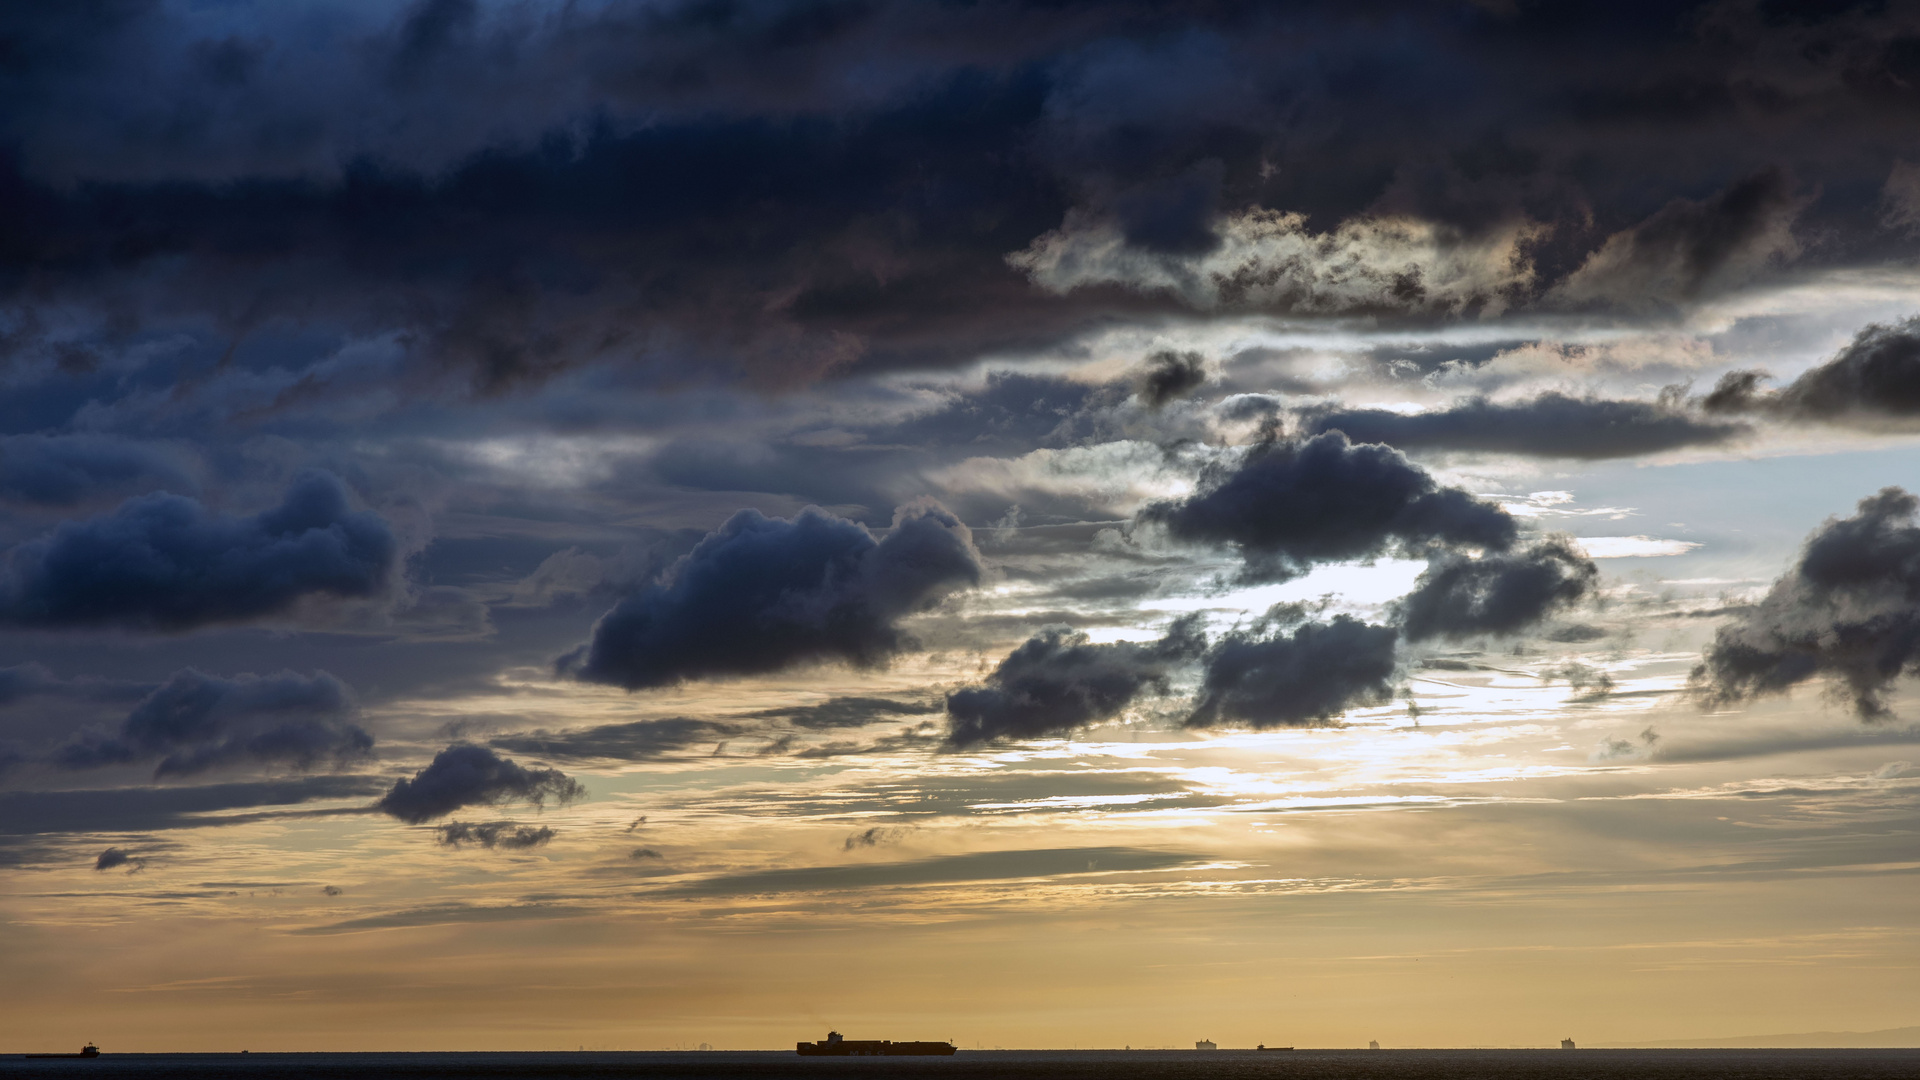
[2,1049,1916,1080]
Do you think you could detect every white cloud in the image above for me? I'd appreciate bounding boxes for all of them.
[1575,536,1702,559]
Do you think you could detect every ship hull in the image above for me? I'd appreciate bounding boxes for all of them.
[797,1041,956,1056]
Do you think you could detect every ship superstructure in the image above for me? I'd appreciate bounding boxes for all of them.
[796,1031,956,1056]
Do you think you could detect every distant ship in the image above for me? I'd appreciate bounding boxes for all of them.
[1256,1044,1292,1051]
[24,1044,99,1059]
[1561,1038,1577,1050]
[1195,1039,1217,1050]
[796,1031,956,1056]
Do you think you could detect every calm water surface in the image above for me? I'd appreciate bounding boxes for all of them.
[3,1050,1916,1080]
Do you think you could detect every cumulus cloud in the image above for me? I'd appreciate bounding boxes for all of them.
[52,669,372,777]
[1141,431,1515,583]
[946,615,1207,746]
[1554,168,1807,308]
[1187,611,1399,728]
[375,744,584,824]
[436,820,555,850]
[1704,316,1920,424]
[0,1,1909,398]
[1300,393,1745,459]
[563,501,982,689]
[1695,487,1920,720]
[1396,540,1599,642]
[0,471,396,631]
[1011,207,1541,316]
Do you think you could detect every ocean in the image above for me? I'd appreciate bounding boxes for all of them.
[2,1049,1916,1080]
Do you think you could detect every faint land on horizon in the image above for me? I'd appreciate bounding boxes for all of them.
[1600,1026,1920,1049]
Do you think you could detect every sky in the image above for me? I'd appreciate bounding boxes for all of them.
[4,0,1920,1053]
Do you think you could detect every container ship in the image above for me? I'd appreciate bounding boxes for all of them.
[797,1031,956,1056]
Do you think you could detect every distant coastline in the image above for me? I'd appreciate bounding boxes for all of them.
[1598,1027,1920,1049]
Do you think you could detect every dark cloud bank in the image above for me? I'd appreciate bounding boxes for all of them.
[6,2,1920,389]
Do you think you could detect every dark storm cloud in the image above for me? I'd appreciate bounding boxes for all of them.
[1187,611,1399,729]
[1141,431,1516,583]
[489,717,736,762]
[51,669,371,777]
[1704,316,1920,423]
[1136,350,1209,409]
[1695,486,1920,720]
[0,471,395,631]
[1396,540,1600,642]
[8,2,1920,394]
[374,743,584,824]
[436,820,555,850]
[1300,393,1746,459]
[946,615,1207,746]
[1554,168,1808,308]
[563,501,981,689]
[0,435,193,506]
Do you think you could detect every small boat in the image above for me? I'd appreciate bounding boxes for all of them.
[1256,1044,1293,1051]
[25,1044,100,1059]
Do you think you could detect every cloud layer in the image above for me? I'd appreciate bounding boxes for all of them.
[1301,394,1744,460]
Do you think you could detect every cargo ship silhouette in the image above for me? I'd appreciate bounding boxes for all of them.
[24,1044,99,1059]
[797,1031,956,1056]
